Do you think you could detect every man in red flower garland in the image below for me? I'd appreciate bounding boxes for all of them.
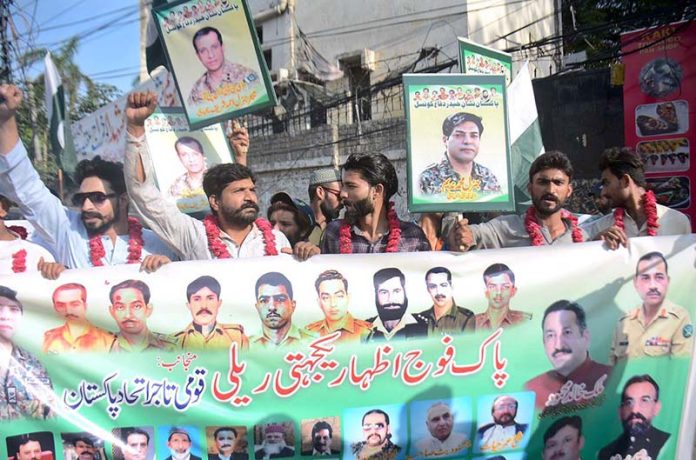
[0,195,55,275]
[448,151,585,250]
[124,92,290,259]
[0,84,176,274]
[318,152,430,255]
[582,148,691,249]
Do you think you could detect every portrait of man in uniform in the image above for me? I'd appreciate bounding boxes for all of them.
[351,409,401,460]
[419,112,501,195]
[168,137,207,201]
[610,251,692,363]
[477,396,527,453]
[108,279,176,352]
[363,267,428,342]
[416,267,475,336]
[542,416,584,460]
[250,272,315,348]
[207,427,247,460]
[475,263,531,330]
[0,287,53,421]
[598,375,670,460]
[187,26,260,106]
[173,275,248,350]
[525,300,611,413]
[43,283,114,353]
[61,434,104,460]
[414,402,469,458]
[304,269,372,342]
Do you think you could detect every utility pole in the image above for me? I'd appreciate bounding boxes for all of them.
[0,0,12,83]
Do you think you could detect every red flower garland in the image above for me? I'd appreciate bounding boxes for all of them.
[7,225,28,240]
[203,215,277,258]
[89,217,144,266]
[12,249,27,273]
[524,207,583,246]
[339,201,402,254]
[613,190,659,236]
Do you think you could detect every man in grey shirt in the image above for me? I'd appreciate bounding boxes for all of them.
[448,151,587,250]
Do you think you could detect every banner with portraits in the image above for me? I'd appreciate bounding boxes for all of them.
[152,0,277,130]
[403,74,514,213]
[458,38,513,86]
[1,236,695,460]
[143,108,233,215]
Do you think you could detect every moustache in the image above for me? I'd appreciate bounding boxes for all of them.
[434,295,447,301]
[265,312,281,319]
[628,412,648,422]
[196,308,213,316]
[81,211,103,220]
[541,194,559,203]
[240,202,259,212]
[381,303,404,309]
[552,348,572,357]
[647,289,662,296]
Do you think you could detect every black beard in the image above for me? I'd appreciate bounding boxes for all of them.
[376,299,408,322]
[320,199,341,222]
[623,413,651,436]
[531,193,563,218]
[344,196,374,224]
[81,207,119,237]
[220,202,259,226]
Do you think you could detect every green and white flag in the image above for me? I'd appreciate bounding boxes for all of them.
[44,52,76,175]
[508,61,545,210]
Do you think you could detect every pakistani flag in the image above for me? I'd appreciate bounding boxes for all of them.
[145,0,169,74]
[44,52,76,176]
[508,61,545,211]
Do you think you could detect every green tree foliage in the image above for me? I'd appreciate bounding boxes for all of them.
[562,0,694,67]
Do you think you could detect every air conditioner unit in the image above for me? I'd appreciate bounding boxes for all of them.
[271,68,289,83]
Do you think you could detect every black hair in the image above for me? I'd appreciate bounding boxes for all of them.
[424,266,451,283]
[373,267,405,290]
[315,270,348,294]
[636,251,668,277]
[175,136,204,156]
[598,147,647,188]
[109,279,151,304]
[528,151,574,182]
[542,300,587,333]
[192,26,223,52]
[483,263,515,285]
[622,374,660,402]
[543,415,582,443]
[213,427,238,439]
[202,163,256,202]
[361,409,390,426]
[186,275,221,301]
[0,285,22,312]
[311,421,333,439]
[255,272,293,300]
[74,156,126,195]
[342,153,398,200]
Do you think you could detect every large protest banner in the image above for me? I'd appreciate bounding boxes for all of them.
[0,236,695,459]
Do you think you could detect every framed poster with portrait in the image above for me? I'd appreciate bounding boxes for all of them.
[152,0,277,130]
[458,37,513,85]
[144,107,233,215]
[404,74,514,213]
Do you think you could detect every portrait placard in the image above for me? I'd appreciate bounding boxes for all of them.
[152,0,277,130]
[144,108,233,215]
[458,37,513,85]
[404,74,514,213]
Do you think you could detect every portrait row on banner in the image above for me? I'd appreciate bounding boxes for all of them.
[0,236,695,460]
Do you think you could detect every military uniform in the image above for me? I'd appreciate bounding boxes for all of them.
[524,356,612,412]
[110,331,177,352]
[418,303,475,336]
[249,324,317,349]
[0,346,54,420]
[304,312,372,342]
[609,300,693,364]
[475,308,532,330]
[419,157,501,195]
[363,313,429,342]
[351,440,401,460]
[598,425,670,460]
[188,60,260,105]
[173,322,249,350]
[42,322,115,353]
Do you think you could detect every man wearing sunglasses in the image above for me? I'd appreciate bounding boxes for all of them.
[124,92,290,260]
[307,168,343,245]
[0,84,176,273]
